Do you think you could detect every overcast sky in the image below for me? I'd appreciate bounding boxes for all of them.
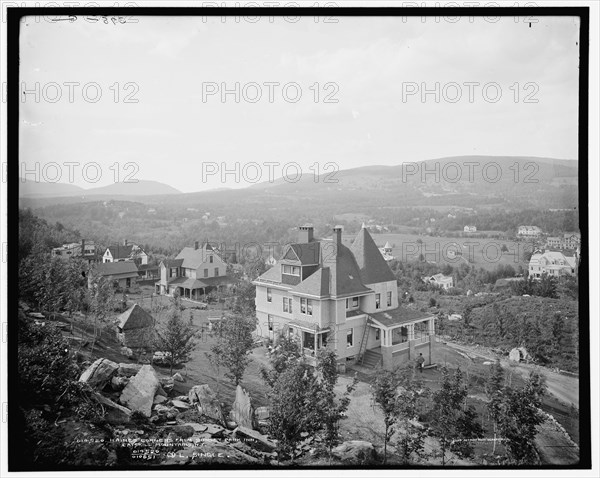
[19,14,580,192]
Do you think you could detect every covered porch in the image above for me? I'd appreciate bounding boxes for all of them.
[367,307,436,370]
[286,319,330,364]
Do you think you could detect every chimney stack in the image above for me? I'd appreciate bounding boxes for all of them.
[194,241,199,250]
[298,224,314,243]
[333,225,343,253]
[124,239,128,246]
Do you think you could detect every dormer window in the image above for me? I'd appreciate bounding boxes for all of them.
[209,255,214,263]
[282,265,300,276]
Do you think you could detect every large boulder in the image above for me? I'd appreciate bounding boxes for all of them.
[233,426,276,452]
[332,441,376,465]
[232,385,255,429]
[79,358,119,389]
[508,348,521,362]
[119,365,160,417]
[91,392,131,424]
[188,385,225,424]
[118,363,143,377]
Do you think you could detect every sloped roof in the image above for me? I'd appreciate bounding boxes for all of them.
[162,259,184,268]
[292,267,330,297]
[107,244,134,259]
[96,261,138,276]
[176,244,222,270]
[350,227,396,285]
[281,243,320,265]
[370,307,432,328]
[327,242,372,297]
[117,304,154,330]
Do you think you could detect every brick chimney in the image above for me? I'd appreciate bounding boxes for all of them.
[123,239,128,246]
[194,241,199,250]
[81,239,85,254]
[298,224,314,243]
[333,225,343,254]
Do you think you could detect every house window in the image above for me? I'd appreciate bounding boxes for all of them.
[209,255,213,263]
[214,267,219,276]
[345,298,349,309]
[346,328,353,348]
[387,291,392,307]
[204,268,208,278]
[300,298,312,315]
[375,293,381,309]
[375,329,380,340]
[126,278,131,288]
[353,297,359,308]
[282,265,301,276]
[267,288,272,302]
[283,297,292,313]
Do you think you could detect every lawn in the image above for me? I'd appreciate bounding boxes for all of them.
[342,232,530,272]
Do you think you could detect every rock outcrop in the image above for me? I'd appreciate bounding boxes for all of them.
[79,358,119,389]
[119,365,160,417]
[91,392,131,424]
[332,441,376,465]
[232,385,255,429]
[188,384,225,424]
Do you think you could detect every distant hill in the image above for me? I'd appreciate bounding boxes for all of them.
[249,156,578,210]
[19,179,181,198]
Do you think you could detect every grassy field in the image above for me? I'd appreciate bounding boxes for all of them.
[342,232,531,272]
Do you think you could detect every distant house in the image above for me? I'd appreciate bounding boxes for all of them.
[52,239,99,264]
[155,241,233,299]
[94,261,139,289]
[518,226,542,237]
[378,241,395,262]
[463,225,477,233]
[447,249,462,260]
[115,304,155,350]
[546,232,580,250]
[265,254,278,266]
[528,250,577,279]
[103,240,148,265]
[424,273,454,290]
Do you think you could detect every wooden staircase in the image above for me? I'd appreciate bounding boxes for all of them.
[362,349,383,369]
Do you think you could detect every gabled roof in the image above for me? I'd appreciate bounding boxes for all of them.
[96,261,138,276]
[106,244,135,259]
[176,244,222,270]
[117,304,154,330]
[350,227,396,285]
[161,259,184,268]
[282,243,320,265]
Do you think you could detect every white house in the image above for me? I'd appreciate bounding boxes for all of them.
[518,226,542,237]
[155,241,232,299]
[528,250,577,279]
[463,225,477,233]
[103,240,148,265]
[424,273,454,290]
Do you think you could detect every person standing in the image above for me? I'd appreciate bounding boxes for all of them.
[417,353,425,373]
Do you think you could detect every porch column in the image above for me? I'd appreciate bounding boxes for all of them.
[408,324,415,341]
[428,318,435,335]
[314,332,317,351]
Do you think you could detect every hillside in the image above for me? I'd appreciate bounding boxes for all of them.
[19,179,181,198]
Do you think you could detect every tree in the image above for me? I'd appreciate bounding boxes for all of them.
[206,314,254,385]
[154,307,197,375]
[261,334,302,388]
[485,361,505,454]
[86,271,117,356]
[371,369,400,464]
[268,360,321,461]
[497,371,547,464]
[394,367,429,464]
[316,349,357,460]
[430,367,483,465]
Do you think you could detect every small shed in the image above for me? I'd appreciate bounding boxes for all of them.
[115,304,155,349]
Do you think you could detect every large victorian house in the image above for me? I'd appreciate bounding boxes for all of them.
[254,224,436,370]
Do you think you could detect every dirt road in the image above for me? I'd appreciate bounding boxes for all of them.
[445,342,579,409]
